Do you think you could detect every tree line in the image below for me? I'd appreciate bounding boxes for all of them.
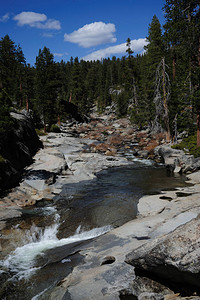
[0,0,199,145]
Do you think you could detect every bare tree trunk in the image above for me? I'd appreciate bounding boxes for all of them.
[44,124,47,133]
[57,115,61,126]
[172,113,178,144]
[43,114,46,133]
[69,92,72,102]
[26,96,29,112]
[162,58,171,142]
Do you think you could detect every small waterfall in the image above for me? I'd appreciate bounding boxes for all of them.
[1,215,112,280]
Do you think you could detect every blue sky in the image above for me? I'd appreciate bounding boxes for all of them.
[0,0,165,65]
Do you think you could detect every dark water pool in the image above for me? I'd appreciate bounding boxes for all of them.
[56,162,188,237]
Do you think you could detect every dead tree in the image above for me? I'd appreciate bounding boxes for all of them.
[172,113,178,144]
[153,57,171,142]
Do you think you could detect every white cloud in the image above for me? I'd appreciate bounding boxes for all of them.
[0,13,10,22]
[13,11,61,30]
[64,22,116,48]
[14,12,46,26]
[53,52,69,58]
[82,38,148,61]
[53,53,64,57]
[37,19,61,30]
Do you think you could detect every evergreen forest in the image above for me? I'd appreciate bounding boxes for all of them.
[0,1,200,148]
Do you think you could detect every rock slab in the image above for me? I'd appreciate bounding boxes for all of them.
[126,215,200,295]
[0,110,42,192]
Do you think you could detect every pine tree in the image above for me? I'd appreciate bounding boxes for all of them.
[126,38,134,58]
[138,16,165,125]
[0,36,27,110]
[130,54,150,127]
[110,56,119,86]
[0,35,18,104]
[163,0,184,80]
[86,62,99,108]
[69,57,90,114]
[163,0,200,145]
[35,47,57,131]
[154,58,171,141]
[16,45,26,108]
[23,64,35,112]
[96,61,105,112]
[145,15,165,69]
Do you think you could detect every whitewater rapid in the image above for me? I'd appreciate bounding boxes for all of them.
[1,213,112,280]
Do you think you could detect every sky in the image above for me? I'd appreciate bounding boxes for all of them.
[0,0,166,65]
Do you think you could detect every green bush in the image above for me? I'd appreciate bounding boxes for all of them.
[35,128,47,136]
[172,134,200,158]
[49,124,61,133]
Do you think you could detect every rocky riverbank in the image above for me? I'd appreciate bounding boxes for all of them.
[0,109,161,227]
[0,115,134,229]
[1,110,200,299]
[45,171,200,300]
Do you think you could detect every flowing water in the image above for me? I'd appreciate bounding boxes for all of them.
[0,157,189,299]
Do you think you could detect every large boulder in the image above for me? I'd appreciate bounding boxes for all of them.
[154,145,200,172]
[0,110,42,192]
[126,215,200,296]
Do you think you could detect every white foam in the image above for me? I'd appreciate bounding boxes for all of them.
[132,157,154,166]
[40,206,57,215]
[1,223,112,280]
[75,225,82,234]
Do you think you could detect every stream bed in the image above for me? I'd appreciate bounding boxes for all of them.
[0,158,189,300]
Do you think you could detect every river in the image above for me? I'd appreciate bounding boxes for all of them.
[0,157,188,300]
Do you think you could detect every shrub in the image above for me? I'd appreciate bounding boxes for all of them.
[49,124,61,133]
[172,134,200,158]
[35,129,47,136]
